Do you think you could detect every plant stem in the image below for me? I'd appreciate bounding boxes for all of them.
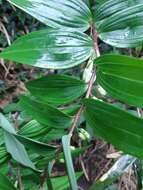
[69,24,100,135]
[17,166,24,190]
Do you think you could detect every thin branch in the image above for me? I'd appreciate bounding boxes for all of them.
[69,24,100,135]
[0,21,11,46]
[17,166,24,190]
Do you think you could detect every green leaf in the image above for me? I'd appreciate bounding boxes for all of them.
[0,29,93,69]
[19,120,50,138]
[62,135,78,190]
[96,1,143,47]
[83,98,143,158]
[26,75,87,105]
[4,131,36,170]
[16,135,56,156]
[0,113,16,134]
[0,145,9,165]
[19,96,72,128]
[40,129,65,143]
[0,114,55,156]
[0,173,16,190]
[51,172,82,190]
[96,54,143,108]
[89,155,136,190]
[7,0,92,32]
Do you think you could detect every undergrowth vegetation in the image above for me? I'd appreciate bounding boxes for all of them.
[0,0,143,189]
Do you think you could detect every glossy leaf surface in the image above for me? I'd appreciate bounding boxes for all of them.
[96,1,143,47]
[96,54,143,107]
[19,96,72,128]
[84,99,143,158]
[0,29,93,69]
[62,135,78,190]
[27,74,87,105]
[7,0,91,31]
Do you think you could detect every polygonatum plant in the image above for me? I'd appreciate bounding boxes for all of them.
[1,0,143,189]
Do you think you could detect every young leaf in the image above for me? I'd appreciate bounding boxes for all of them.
[4,131,36,170]
[62,135,78,190]
[7,0,92,32]
[83,98,143,158]
[96,54,143,108]
[95,1,143,47]
[0,29,93,69]
[0,173,16,190]
[19,96,72,129]
[26,75,88,105]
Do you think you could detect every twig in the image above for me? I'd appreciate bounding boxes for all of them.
[0,21,11,46]
[69,24,100,135]
[0,58,9,74]
[17,166,24,190]
[0,21,11,45]
[80,158,90,182]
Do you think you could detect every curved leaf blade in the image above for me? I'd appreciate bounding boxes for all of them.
[96,54,143,108]
[26,74,88,105]
[19,96,72,128]
[7,0,92,31]
[16,135,56,155]
[4,132,36,170]
[96,1,143,47]
[84,98,143,158]
[0,29,93,69]
[62,135,78,190]
[0,113,16,134]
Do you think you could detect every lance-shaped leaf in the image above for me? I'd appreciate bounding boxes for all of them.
[4,131,36,170]
[62,135,78,190]
[0,29,93,69]
[95,1,143,47]
[19,96,72,128]
[96,54,143,108]
[0,114,56,156]
[26,75,87,105]
[84,98,143,158]
[0,173,16,190]
[7,0,91,32]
